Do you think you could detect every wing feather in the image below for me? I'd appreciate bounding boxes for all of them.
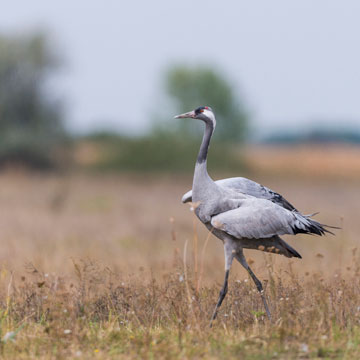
[210,198,311,239]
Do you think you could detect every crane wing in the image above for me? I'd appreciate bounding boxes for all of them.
[210,198,324,239]
[182,177,297,211]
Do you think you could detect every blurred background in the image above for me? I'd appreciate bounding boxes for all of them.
[0,1,359,281]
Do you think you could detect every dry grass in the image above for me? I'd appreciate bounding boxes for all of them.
[0,158,359,358]
[2,256,360,359]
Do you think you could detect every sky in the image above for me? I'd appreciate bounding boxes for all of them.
[1,0,360,137]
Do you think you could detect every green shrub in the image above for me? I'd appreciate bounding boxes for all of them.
[82,133,244,173]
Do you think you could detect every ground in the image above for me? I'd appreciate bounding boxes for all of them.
[0,146,359,359]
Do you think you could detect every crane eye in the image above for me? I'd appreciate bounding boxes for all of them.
[199,109,204,113]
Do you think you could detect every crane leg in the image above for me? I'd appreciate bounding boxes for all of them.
[235,250,272,321]
[209,241,234,327]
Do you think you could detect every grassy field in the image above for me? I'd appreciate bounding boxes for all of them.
[0,147,359,359]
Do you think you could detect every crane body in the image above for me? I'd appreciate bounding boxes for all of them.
[175,106,335,326]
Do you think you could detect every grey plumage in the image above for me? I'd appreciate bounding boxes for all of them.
[211,199,322,239]
[182,177,297,211]
[174,106,336,326]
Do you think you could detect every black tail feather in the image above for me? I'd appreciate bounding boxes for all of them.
[293,213,339,236]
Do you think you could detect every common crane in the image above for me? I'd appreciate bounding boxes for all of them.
[175,106,335,326]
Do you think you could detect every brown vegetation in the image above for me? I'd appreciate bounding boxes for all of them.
[0,155,358,358]
[245,144,360,180]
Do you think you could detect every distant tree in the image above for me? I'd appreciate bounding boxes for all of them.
[164,65,248,142]
[0,32,66,169]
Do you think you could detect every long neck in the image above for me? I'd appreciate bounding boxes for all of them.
[197,121,214,164]
[193,121,214,190]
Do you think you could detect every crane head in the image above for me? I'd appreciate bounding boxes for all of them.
[174,106,216,126]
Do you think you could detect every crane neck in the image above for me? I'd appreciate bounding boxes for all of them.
[193,121,214,190]
[197,121,214,164]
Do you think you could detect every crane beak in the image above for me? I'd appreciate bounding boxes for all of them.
[174,110,196,119]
